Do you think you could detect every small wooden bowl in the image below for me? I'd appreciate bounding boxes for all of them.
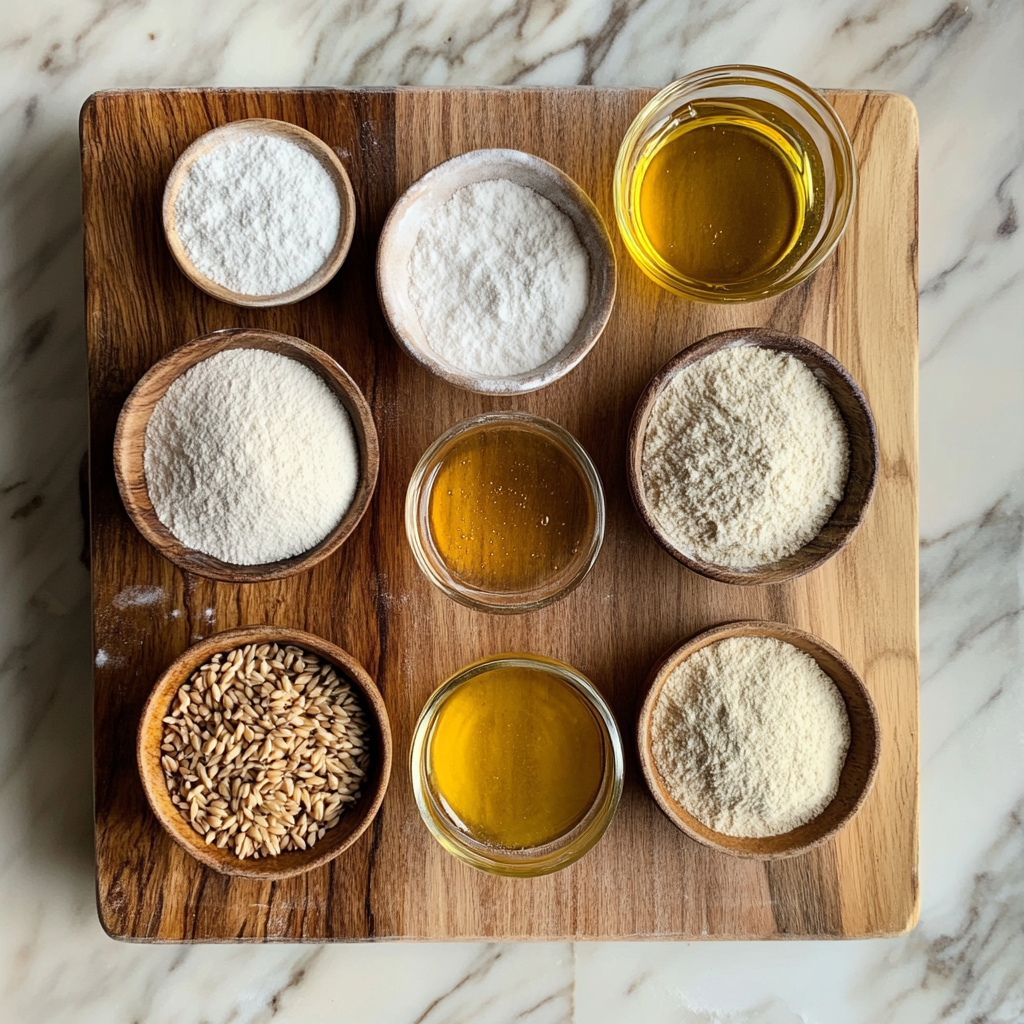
[163,118,357,307]
[137,625,392,880]
[637,620,880,859]
[377,148,616,395]
[627,328,879,585]
[113,328,379,583]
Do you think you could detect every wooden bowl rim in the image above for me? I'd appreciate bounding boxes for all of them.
[162,117,357,307]
[136,625,393,879]
[112,328,380,583]
[636,619,881,860]
[376,147,617,395]
[626,327,880,585]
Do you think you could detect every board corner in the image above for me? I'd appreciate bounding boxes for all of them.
[95,887,135,944]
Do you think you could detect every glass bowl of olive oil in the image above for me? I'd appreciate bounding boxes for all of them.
[410,654,624,877]
[613,65,856,302]
[405,412,605,613]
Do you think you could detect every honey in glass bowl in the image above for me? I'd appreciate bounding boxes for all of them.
[410,654,624,876]
[405,412,605,613]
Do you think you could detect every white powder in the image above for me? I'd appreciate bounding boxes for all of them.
[174,134,341,296]
[144,349,359,565]
[407,179,590,378]
[111,585,166,609]
[642,345,849,568]
[651,636,851,838]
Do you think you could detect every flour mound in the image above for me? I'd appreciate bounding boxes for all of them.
[144,349,358,565]
[642,345,849,568]
[651,636,851,838]
[174,134,341,296]
[407,178,590,378]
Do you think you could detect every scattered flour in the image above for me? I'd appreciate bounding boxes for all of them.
[642,344,849,567]
[174,134,341,296]
[111,584,166,609]
[407,178,590,377]
[651,636,851,838]
[144,349,359,566]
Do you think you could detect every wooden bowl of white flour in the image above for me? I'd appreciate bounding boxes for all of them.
[113,328,379,583]
[163,119,356,307]
[376,148,616,395]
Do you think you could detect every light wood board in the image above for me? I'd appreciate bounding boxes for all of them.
[82,87,919,941]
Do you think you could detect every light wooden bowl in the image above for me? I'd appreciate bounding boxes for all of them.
[637,620,880,859]
[377,148,616,395]
[113,328,379,583]
[627,328,878,585]
[137,625,392,879]
[162,118,357,307]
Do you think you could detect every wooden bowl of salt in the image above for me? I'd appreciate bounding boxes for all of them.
[163,118,356,307]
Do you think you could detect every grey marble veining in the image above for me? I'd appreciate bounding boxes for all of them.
[0,0,1021,1021]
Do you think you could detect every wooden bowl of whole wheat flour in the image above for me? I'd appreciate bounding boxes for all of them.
[163,118,357,307]
[377,148,616,395]
[637,620,880,859]
[113,328,379,583]
[137,625,392,879]
[627,328,878,586]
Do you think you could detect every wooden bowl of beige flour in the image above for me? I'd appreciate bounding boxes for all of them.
[627,328,879,586]
[637,620,881,860]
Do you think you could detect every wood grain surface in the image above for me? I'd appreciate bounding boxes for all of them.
[82,87,919,941]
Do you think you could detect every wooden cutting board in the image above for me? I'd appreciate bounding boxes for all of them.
[81,87,919,941]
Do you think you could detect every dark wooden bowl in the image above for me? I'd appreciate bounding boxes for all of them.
[163,118,357,307]
[137,625,392,880]
[637,620,880,859]
[113,328,379,583]
[627,328,879,585]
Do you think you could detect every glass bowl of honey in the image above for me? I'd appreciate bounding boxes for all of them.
[405,412,605,613]
[613,65,856,302]
[410,654,624,876]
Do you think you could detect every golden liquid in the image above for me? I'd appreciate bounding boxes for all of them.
[629,103,823,290]
[427,422,595,593]
[426,664,606,849]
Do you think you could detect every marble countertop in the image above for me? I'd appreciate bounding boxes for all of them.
[1,0,1021,1021]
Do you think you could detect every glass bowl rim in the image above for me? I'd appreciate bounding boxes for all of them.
[612,63,858,303]
[404,411,606,613]
[409,652,625,876]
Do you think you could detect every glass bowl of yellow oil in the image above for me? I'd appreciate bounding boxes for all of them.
[405,412,605,613]
[613,65,856,302]
[410,654,624,876]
